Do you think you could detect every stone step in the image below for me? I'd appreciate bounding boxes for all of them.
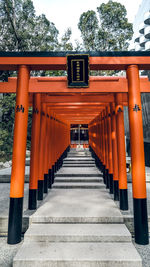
[64,159,94,163]
[24,223,131,242]
[63,164,95,167]
[66,157,93,160]
[67,156,91,158]
[55,173,101,177]
[68,154,91,157]
[56,167,101,177]
[63,160,95,163]
[13,242,142,267]
[30,189,124,224]
[53,182,104,189]
[55,177,101,183]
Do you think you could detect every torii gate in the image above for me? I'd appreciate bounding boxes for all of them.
[0,51,150,246]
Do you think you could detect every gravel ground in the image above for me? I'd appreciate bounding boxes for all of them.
[0,237,23,267]
[134,239,150,267]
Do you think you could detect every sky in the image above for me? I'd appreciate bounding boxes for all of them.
[32,0,142,43]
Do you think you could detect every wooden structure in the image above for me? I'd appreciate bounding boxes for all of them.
[0,51,150,245]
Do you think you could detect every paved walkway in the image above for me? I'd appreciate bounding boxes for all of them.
[13,149,141,266]
[1,148,150,266]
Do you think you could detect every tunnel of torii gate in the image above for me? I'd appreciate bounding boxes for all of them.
[0,51,150,246]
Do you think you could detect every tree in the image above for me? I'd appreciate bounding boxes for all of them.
[58,28,73,51]
[0,0,59,51]
[78,10,99,50]
[78,0,133,51]
[0,0,60,161]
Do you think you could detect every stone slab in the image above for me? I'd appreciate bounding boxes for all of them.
[24,223,131,242]
[53,182,105,189]
[0,166,29,183]
[30,189,123,223]
[0,216,29,234]
[68,155,91,158]
[55,177,101,183]
[55,173,102,177]
[64,157,94,161]
[13,242,142,267]
[63,164,95,167]
[56,167,101,177]
[57,167,100,173]
[63,160,95,163]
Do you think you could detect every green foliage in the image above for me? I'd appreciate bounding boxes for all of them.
[78,0,133,51]
[0,94,16,161]
[78,10,99,50]
[58,28,73,51]
[0,0,59,51]
[0,0,73,161]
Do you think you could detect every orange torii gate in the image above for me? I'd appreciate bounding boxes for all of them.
[0,51,150,246]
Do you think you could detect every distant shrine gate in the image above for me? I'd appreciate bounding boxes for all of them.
[0,51,150,245]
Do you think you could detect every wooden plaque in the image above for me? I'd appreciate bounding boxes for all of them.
[67,54,89,88]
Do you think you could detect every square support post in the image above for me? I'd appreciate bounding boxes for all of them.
[43,109,49,194]
[127,65,149,245]
[115,93,128,210]
[110,103,119,201]
[104,109,109,189]
[38,103,46,200]
[28,93,41,210]
[106,106,113,194]
[102,111,106,184]
[8,65,30,244]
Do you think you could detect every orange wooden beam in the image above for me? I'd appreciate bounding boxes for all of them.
[0,52,150,71]
[1,76,150,93]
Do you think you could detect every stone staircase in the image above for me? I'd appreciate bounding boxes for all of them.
[13,148,142,267]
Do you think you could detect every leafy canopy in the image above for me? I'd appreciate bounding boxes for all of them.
[0,0,59,51]
[78,0,133,51]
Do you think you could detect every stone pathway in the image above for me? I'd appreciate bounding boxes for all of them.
[13,148,142,267]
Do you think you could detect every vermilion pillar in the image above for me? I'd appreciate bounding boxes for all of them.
[127,65,149,245]
[51,113,55,184]
[116,93,128,210]
[43,109,49,194]
[102,111,106,183]
[104,109,109,188]
[106,106,113,194]
[110,102,119,201]
[8,65,30,244]
[28,93,41,210]
[47,109,52,189]
[38,103,46,200]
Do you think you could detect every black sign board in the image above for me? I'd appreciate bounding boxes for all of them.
[67,54,89,88]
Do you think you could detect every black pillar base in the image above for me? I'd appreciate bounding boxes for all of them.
[28,189,37,210]
[48,169,52,189]
[38,180,44,200]
[133,198,149,245]
[119,189,128,210]
[103,166,106,184]
[52,165,55,184]
[109,174,113,194]
[57,158,61,170]
[54,162,57,173]
[106,169,109,189]
[113,180,119,201]
[7,197,23,244]
[44,174,48,193]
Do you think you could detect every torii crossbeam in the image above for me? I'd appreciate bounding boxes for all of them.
[0,51,149,246]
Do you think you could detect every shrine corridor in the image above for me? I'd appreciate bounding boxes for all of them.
[13,148,141,267]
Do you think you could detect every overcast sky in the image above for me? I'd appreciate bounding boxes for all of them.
[32,0,142,42]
